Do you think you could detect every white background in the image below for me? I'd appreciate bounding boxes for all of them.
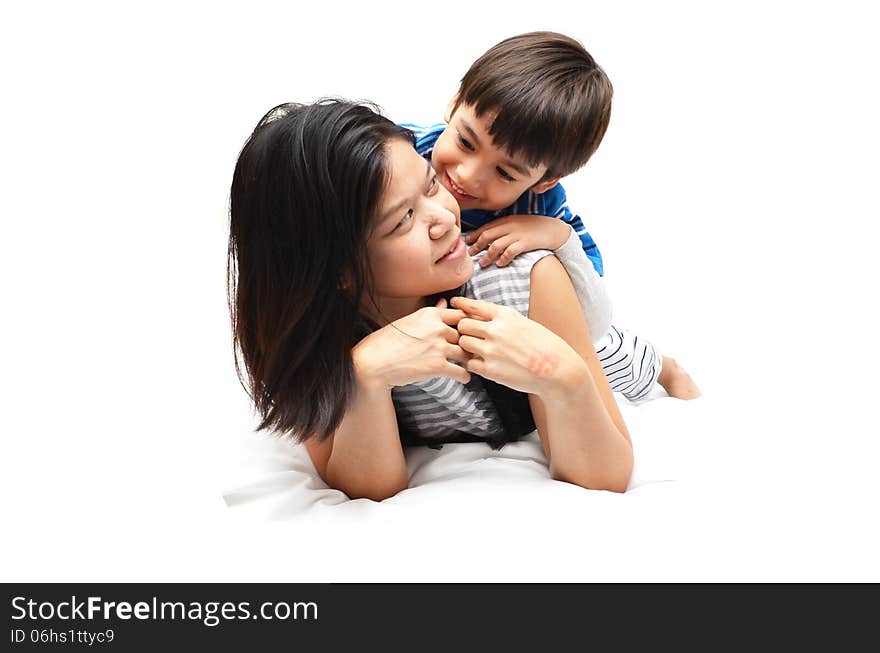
[2,0,878,581]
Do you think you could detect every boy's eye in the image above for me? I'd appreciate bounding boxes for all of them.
[457,133,474,151]
[497,167,516,182]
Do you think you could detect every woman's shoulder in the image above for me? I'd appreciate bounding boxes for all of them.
[465,249,555,316]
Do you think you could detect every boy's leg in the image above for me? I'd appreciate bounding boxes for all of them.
[657,356,701,400]
[595,325,700,400]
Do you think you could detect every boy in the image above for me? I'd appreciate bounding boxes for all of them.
[403,31,699,400]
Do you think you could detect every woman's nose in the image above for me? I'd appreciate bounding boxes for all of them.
[428,203,456,239]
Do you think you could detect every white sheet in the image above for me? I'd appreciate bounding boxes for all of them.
[222,387,708,521]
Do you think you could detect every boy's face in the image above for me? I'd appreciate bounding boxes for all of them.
[431,98,559,212]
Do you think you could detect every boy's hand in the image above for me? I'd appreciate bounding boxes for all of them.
[466,215,571,268]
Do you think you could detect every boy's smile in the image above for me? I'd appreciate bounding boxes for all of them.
[444,172,477,203]
[431,99,559,212]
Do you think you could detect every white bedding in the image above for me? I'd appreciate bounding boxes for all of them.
[222,387,707,521]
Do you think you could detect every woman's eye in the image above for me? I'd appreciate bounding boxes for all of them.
[497,167,516,182]
[428,175,438,194]
[394,209,414,232]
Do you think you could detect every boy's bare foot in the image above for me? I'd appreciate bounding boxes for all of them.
[657,356,701,400]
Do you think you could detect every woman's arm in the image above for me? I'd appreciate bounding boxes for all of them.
[304,361,408,502]
[551,226,613,343]
[526,255,632,493]
[304,300,470,501]
[453,256,632,493]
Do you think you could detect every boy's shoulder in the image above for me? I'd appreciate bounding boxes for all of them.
[505,180,569,217]
[399,121,446,157]
[533,181,567,209]
[399,121,445,136]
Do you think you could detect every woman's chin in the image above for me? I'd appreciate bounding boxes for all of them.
[460,258,476,281]
[447,258,475,287]
[423,259,475,297]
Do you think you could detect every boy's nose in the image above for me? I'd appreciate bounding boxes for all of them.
[456,161,482,192]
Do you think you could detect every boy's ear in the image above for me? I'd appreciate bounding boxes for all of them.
[444,94,459,123]
[530,178,560,194]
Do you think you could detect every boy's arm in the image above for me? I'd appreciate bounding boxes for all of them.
[466,221,612,345]
[466,214,572,266]
[466,183,605,276]
[551,205,604,277]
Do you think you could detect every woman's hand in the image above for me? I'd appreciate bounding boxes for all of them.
[451,295,587,398]
[353,298,472,389]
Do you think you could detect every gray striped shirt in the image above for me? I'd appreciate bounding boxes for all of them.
[392,248,553,443]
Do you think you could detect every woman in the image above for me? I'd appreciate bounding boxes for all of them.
[228,99,632,501]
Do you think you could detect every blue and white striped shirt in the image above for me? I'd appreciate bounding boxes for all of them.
[402,122,605,277]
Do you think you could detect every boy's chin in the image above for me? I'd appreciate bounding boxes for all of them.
[464,198,510,212]
[460,199,491,212]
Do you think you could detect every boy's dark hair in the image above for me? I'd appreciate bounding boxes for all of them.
[228,99,413,442]
[452,31,613,181]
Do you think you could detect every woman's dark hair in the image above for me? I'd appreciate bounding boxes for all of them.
[228,99,414,442]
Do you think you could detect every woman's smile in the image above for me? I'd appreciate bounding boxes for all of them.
[436,235,466,263]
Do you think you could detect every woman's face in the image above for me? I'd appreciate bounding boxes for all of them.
[364,138,474,321]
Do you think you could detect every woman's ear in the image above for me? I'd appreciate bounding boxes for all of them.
[530,178,560,195]
[444,94,460,124]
